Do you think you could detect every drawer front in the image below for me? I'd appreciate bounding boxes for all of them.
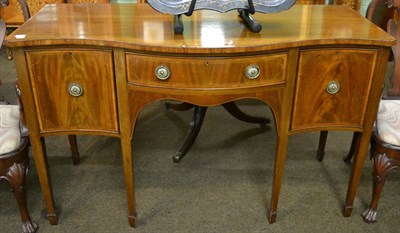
[26,49,118,133]
[126,53,287,88]
[291,49,377,131]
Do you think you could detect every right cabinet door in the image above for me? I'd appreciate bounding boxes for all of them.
[291,48,378,132]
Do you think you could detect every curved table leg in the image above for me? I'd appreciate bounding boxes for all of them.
[222,101,270,126]
[173,106,207,162]
[169,101,270,162]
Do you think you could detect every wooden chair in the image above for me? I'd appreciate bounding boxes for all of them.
[0,86,38,233]
[361,0,400,223]
[0,18,38,233]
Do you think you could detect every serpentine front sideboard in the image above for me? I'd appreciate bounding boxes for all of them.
[5,3,395,227]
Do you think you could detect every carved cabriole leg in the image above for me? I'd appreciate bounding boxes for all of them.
[5,162,38,233]
[362,152,399,223]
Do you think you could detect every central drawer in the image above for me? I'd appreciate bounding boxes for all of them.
[126,53,287,89]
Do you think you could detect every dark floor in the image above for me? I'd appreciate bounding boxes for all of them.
[0,46,399,233]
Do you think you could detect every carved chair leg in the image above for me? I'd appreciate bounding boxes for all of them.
[68,135,80,165]
[362,152,399,223]
[173,106,207,163]
[222,101,270,126]
[317,131,328,161]
[6,162,38,233]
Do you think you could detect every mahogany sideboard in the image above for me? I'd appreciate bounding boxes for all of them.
[5,3,395,227]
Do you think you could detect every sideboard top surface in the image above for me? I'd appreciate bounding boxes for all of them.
[5,4,395,53]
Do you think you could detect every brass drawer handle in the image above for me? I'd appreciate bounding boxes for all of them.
[245,64,260,80]
[68,83,83,97]
[155,65,170,80]
[326,81,340,94]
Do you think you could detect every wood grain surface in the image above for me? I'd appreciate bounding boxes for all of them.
[5,4,395,52]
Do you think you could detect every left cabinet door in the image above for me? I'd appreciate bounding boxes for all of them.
[26,49,119,134]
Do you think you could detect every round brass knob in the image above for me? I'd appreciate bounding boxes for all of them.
[245,65,260,80]
[68,83,83,97]
[155,65,170,80]
[326,81,340,94]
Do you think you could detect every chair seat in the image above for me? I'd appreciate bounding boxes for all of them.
[0,105,21,154]
[376,99,400,146]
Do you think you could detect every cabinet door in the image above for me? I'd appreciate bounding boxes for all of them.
[26,49,118,134]
[291,48,377,131]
